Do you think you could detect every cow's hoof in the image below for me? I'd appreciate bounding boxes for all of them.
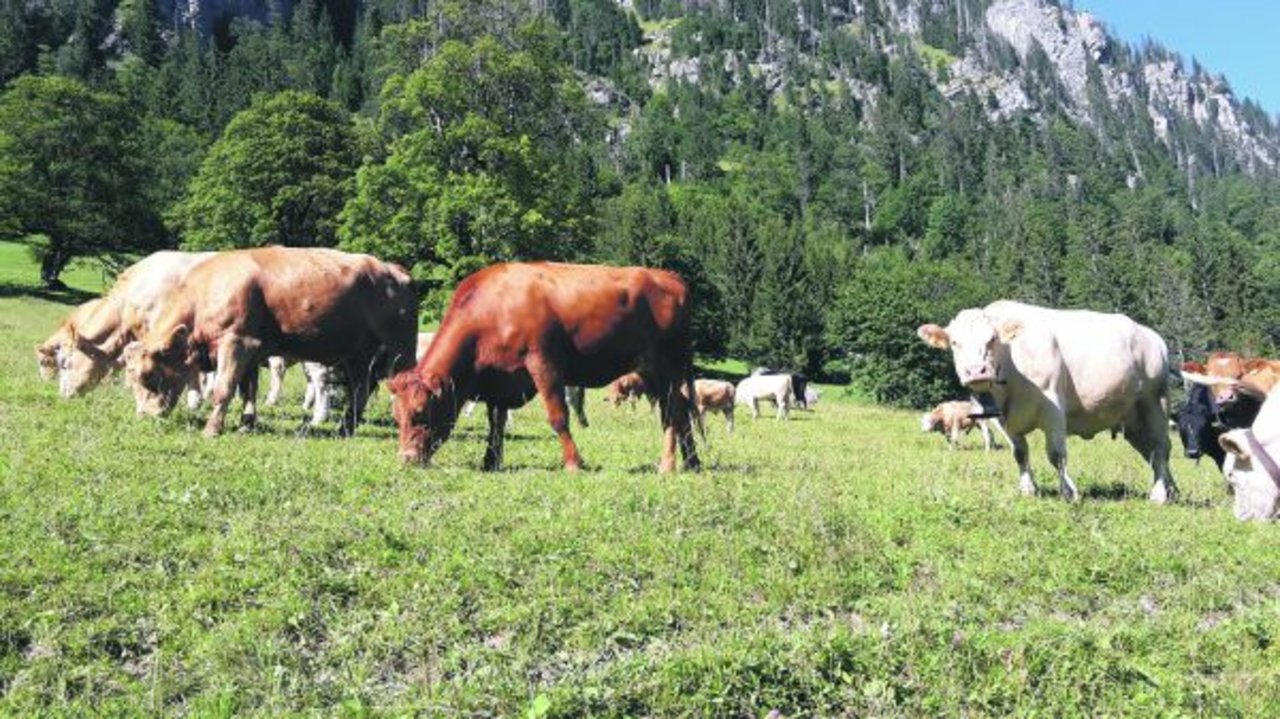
[202,426,223,439]
[1019,482,1037,497]
[564,461,582,473]
[1149,485,1174,505]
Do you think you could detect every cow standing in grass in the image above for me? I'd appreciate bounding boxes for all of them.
[124,247,418,436]
[918,300,1176,503]
[691,379,735,433]
[736,373,793,420]
[388,263,699,472]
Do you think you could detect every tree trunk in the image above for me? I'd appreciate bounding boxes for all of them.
[40,247,70,289]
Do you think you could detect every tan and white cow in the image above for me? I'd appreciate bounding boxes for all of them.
[1218,390,1280,521]
[920,400,1003,451]
[691,378,735,433]
[918,300,1176,503]
[42,251,215,402]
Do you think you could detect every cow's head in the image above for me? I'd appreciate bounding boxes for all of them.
[35,339,60,381]
[917,310,1023,392]
[388,370,459,465]
[124,325,195,416]
[55,329,119,398]
[1219,430,1280,521]
[1174,385,1219,462]
[920,410,942,433]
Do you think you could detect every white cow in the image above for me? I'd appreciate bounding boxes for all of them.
[1216,387,1280,521]
[918,300,1176,503]
[736,373,793,420]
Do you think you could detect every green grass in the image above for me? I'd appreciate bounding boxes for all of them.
[2,246,1280,716]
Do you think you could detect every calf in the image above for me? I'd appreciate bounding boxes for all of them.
[920,400,1002,451]
[691,378,735,433]
[604,372,652,410]
[388,262,699,472]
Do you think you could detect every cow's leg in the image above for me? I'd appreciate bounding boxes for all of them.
[948,422,961,450]
[310,367,332,426]
[654,374,700,472]
[979,420,993,451]
[483,404,508,471]
[237,361,260,432]
[1044,413,1078,502]
[725,406,734,433]
[1126,400,1177,505]
[566,386,588,428]
[528,357,582,471]
[205,338,252,438]
[265,356,287,406]
[750,397,760,419]
[339,360,372,437]
[1011,434,1036,496]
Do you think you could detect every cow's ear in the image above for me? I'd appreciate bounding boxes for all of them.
[159,324,190,355]
[386,371,416,397]
[1243,358,1269,373]
[996,319,1023,344]
[1219,431,1251,461]
[917,324,950,349]
[1182,361,1206,374]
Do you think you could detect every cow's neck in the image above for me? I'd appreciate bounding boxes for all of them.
[420,324,478,397]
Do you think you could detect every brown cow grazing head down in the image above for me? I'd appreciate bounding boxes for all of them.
[124,247,418,437]
[387,371,460,465]
[390,262,699,473]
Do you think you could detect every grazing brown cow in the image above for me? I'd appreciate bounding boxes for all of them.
[603,372,652,410]
[125,247,417,437]
[387,262,699,472]
[920,400,1003,451]
[691,378,735,433]
[1191,352,1280,406]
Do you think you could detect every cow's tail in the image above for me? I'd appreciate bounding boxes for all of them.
[684,367,706,446]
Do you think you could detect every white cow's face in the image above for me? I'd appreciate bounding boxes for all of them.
[920,412,938,432]
[918,310,1021,392]
[1221,432,1280,521]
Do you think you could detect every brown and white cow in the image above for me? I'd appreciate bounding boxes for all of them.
[124,247,417,437]
[691,378,735,433]
[918,300,1176,503]
[920,400,1003,451]
[387,262,699,472]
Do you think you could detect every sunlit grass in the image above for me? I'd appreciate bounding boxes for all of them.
[2,250,1278,716]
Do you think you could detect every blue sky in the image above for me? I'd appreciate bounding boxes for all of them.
[1072,0,1280,115]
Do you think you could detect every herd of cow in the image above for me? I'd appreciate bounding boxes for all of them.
[32,247,1280,521]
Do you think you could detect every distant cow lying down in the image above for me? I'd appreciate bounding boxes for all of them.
[388,262,699,472]
[921,400,1004,451]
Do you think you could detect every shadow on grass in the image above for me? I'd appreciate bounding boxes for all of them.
[0,281,96,305]
[1079,481,1216,509]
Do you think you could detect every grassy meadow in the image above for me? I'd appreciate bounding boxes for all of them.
[1,243,1279,717]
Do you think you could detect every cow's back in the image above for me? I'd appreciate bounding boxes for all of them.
[440,262,690,385]
[116,251,217,334]
[985,300,1168,427]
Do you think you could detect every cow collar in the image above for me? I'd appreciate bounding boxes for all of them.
[1244,430,1280,491]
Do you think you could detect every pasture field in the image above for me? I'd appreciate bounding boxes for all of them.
[2,246,1280,717]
